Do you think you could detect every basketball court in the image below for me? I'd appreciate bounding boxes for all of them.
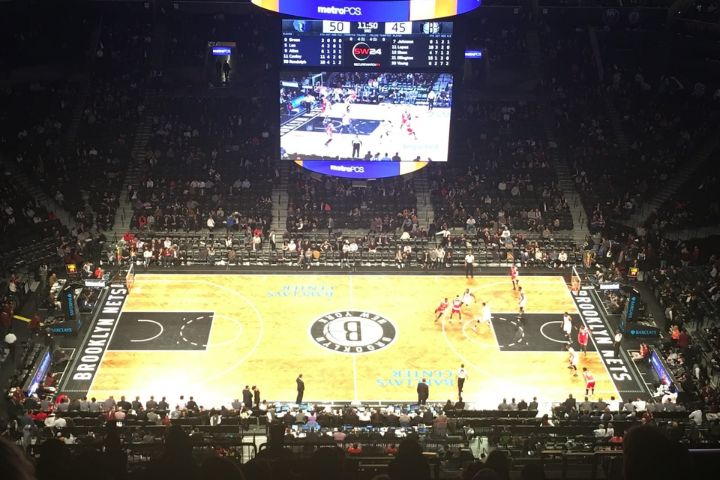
[62,274,621,409]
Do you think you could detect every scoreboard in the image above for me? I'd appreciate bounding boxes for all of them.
[282,19,453,69]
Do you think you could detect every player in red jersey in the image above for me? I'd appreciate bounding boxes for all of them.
[582,367,595,396]
[510,265,519,290]
[577,325,590,355]
[434,297,449,322]
[449,295,463,323]
[400,110,410,129]
[324,122,335,146]
[406,122,417,140]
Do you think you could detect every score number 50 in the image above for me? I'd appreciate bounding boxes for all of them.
[322,21,350,33]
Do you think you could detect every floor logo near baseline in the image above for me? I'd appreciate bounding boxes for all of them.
[571,289,639,399]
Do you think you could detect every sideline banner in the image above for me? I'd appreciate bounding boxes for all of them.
[571,289,646,400]
[62,286,128,394]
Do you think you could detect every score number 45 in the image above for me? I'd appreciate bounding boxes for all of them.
[385,22,412,34]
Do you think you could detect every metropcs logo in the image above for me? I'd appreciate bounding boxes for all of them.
[310,310,397,354]
[352,42,382,61]
[330,164,364,173]
[317,5,363,16]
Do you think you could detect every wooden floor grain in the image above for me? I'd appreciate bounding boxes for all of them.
[87,274,619,409]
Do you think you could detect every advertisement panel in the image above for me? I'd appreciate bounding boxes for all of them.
[252,0,481,22]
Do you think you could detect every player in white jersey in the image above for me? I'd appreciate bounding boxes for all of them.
[567,346,579,377]
[379,119,393,140]
[473,302,492,332]
[462,288,475,308]
[562,312,573,341]
[323,122,335,147]
[482,302,492,323]
[518,286,527,314]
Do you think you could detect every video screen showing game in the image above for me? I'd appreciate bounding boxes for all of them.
[280,70,453,162]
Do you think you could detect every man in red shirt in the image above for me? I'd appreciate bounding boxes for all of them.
[29,314,42,335]
[677,329,690,351]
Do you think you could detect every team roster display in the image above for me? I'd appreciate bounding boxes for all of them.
[282,19,453,69]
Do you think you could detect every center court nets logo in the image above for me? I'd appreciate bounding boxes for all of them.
[310,311,396,354]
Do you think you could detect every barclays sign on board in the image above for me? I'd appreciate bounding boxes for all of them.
[252,0,481,22]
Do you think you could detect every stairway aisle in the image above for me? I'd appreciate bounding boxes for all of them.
[62,18,104,153]
[412,167,434,228]
[587,27,630,156]
[272,162,291,233]
[107,92,158,242]
[107,19,168,242]
[526,29,589,245]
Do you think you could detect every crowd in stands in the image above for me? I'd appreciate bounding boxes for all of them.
[2,376,719,480]
[604,39,718,202]
[112,228,579,272]
[541,22,720,232]
[2,81,82,210]
[287,169,418,233]
[0,3,93,69]
[652,162,720,232]
[681,0,720,23]
[430,101,572,234]
[1,5,153,236]
[166,9,275,86]
[0,173,64,252]
[541,24,635,229]
[647,251,720,412]
[465,7,528,76]
[78,5,153,231]
[131,95,275,234]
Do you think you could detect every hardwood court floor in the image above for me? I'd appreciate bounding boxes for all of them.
[87,274,619,408]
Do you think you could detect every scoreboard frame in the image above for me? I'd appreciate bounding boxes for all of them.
[282,19,455,70]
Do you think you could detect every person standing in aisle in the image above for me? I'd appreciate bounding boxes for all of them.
[296,374,305,404]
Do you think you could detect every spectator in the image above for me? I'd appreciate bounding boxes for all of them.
[388,438,430,480]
